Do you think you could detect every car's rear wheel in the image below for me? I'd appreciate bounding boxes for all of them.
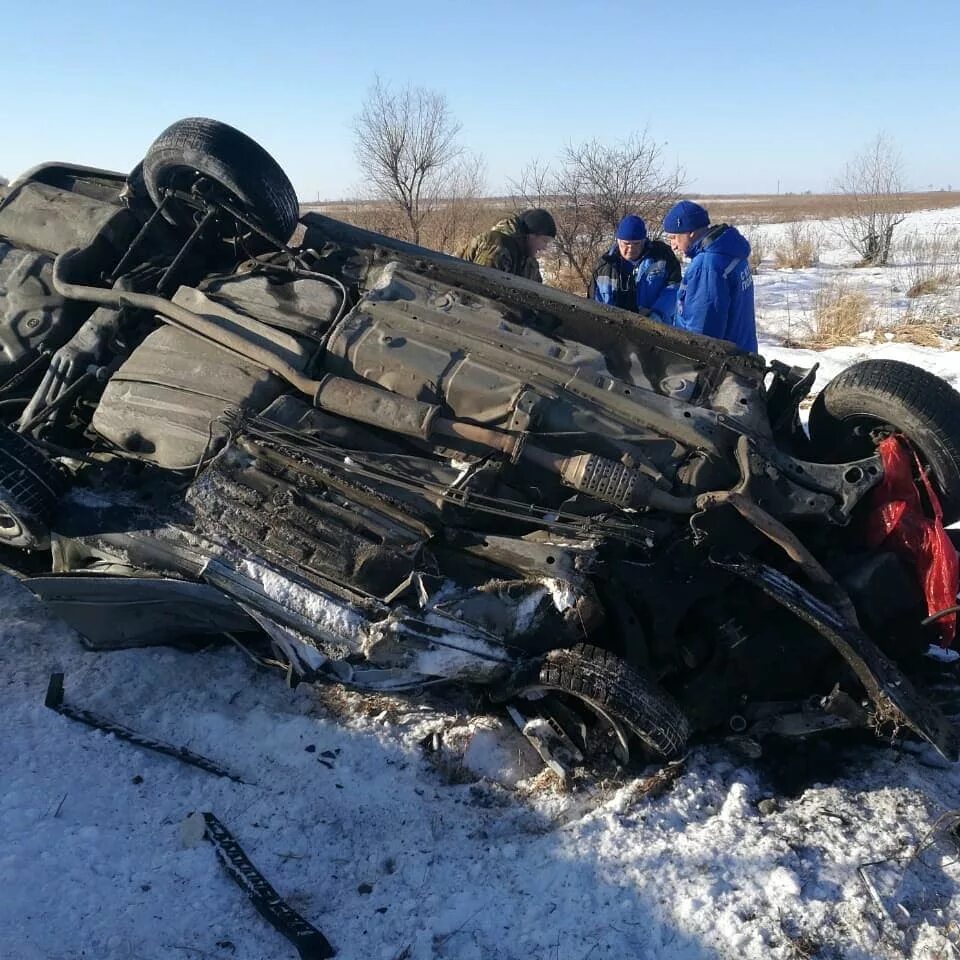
[142,117,299,242]
[808,359,960,523]
[0,424,67,549]
[512,643,690,762]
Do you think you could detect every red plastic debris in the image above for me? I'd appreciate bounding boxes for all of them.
[864,435,959,646]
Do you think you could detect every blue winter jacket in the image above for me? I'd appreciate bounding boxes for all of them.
[589,239,680,322]
[674,225,757,353]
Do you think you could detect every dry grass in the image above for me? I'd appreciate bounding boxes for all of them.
[906,277,949,298]
[307,191,960,233]
[881,322,947,346]
[803,279,873,345]
[302,197,515,255]
[695,190,960,226]
[897,229,960,298]
[545,258,589,295]
[772,222,820,269]
[898,297,960,337]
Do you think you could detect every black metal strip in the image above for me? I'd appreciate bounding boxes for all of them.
[720,560,960,761]
[202,812,335,959]
[43,673,245,783]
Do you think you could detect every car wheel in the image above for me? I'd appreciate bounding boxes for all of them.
[513,643,690,761]
[0,424,68,549]
[808,359,960,524]
[142,117,299,242]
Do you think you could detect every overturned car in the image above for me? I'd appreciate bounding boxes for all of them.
[3,118,960,772]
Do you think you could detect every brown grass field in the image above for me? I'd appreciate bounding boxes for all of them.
[690,191,960,225]
[303,191,960,230]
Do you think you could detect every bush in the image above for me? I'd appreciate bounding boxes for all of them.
[806,279,873,345]
[772,222,820,269]
[833,133,906,265]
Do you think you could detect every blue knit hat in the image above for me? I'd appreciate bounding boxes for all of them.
[662,200,710,234]
[615,214,647,243]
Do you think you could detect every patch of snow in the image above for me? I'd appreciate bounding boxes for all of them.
[542,576,579,613]
[4,558,960,959]
[237,556,367,644]
[460,723,539,787]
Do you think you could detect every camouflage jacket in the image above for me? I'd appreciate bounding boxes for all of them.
[458,215,543,282]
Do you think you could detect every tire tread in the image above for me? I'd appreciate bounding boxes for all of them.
[0,424,67,547]
[143,118,299,241]
[538,643,689,759]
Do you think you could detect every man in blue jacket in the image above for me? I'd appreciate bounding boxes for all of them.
[588,214,680,322]
[661,200,757,353]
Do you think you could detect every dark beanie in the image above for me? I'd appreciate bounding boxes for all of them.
[615,214,647,243]
[518,208,557,237]
[662,200,710,233]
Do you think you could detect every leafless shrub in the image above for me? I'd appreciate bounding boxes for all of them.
[772,221,821,269]
[543,259,589,295]
[897,229,960,298]
[806,279,873,345]
[834,133,907,265]
[353,77,466,245]
[512,130,684,293]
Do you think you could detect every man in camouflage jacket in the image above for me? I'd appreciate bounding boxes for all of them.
[458,208,557,282]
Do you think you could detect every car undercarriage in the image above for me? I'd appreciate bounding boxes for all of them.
[3,118,960,777]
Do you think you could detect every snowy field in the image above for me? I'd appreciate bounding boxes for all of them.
[5,207,960,960]
[751,207,960,391]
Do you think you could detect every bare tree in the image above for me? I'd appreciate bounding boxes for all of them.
[429,153,488,254]
[512,131,684,292]
[353,77,463,244]
[834,133,906,266]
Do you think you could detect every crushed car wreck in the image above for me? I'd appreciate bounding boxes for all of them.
[3,117,960,775]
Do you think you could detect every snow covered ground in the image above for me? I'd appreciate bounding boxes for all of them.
[752,207,960,392]
[5,207,960,960]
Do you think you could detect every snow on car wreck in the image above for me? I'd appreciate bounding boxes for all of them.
[2,117,960,778]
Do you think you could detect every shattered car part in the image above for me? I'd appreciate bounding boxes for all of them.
[507,702,586,783]
[44,673,245,782]
[3,117,960,774]
[202,811,336,960]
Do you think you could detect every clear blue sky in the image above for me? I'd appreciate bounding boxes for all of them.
[5,0,958,200]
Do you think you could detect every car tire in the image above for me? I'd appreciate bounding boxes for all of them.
[0,424,68,549]
[808,359,960,524]
[142,117,299,242]
[515,643,690,760]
